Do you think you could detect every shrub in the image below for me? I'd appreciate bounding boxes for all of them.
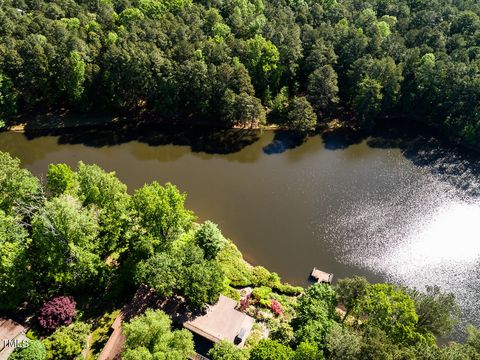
[252,286,272,302]
[271,300,284,316]
[38,296,76,332]
[9,340,46,360]
[43,322,91,360]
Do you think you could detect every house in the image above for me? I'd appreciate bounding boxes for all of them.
[183,295,255,348]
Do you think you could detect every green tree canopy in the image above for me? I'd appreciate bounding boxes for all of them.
[31,194,103,290]
[355,284,428,345]
[208,340,248,360]
[194,220,226,260]
[250,339,294,360]
[123,309,194,359]
[0,210,31,310]
[133,182,194,249]
[0,151,40,215]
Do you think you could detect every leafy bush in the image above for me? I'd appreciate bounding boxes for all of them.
[274,283,304,296]
[271,300,284,316]
[43,322,91,360]
[38,296,76,332]
[252,286,272,302]
[9,340,46,360]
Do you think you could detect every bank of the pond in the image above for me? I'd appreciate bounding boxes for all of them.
[1,126,480,338]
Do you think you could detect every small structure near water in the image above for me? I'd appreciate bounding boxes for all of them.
[310,267,333,284]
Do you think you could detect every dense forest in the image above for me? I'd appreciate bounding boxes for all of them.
[1,150,480,359]
[1,0,480,144]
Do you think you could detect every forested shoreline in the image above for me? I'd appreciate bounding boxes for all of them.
[1,150,480,359]
[1,0,480,145]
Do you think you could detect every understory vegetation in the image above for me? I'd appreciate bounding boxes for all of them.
[1,0,480,145]
[1,150,480,359]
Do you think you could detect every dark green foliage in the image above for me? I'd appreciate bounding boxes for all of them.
[182,259,225,308]
[410,285,460,337]
[195,221,226,260]
[134,252,180,298]
[285,97,318,132]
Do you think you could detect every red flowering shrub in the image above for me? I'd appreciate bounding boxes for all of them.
[239,294,251,311]
[271,300,283,316]
[38,296,76,332]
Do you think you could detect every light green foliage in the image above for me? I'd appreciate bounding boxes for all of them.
[410,286,460,337]
[242,35,280,95]
[0,210,31,309]
[43,322,91,360]
[46,163,78,197]
[250,339,294,360]
[252,286,272,302]
[217,241,255,286]
[195,220,226,260]
[77,162,132,254]
[285,96,317,132]
[0,151,40,215]
[119,8,145,26]
[293,284,337,346]
[208,340,248,360]
[271,86,289,119]
[133,182,194,249]
[65,50,86,102]
[467,325,480,353]
[123,309,194,358]
[10,340,47,360]
[31,194,103,289]
[355,284,425,345]
[292,342,324,360]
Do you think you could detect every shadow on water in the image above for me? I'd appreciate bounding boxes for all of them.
[24,120,262,155]
[367,123,480,197]
[321,126,365,150]
[262,131,307,154]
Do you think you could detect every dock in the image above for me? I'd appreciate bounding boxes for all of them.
[310,267,333,284]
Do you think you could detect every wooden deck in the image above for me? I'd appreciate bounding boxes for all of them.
[310,267,333,284]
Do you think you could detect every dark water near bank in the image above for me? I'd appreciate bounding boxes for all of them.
[1,127,480,335]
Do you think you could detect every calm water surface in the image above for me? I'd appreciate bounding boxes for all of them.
[1,130,479,332]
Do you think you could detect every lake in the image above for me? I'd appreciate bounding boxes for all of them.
[1,126,479,334]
